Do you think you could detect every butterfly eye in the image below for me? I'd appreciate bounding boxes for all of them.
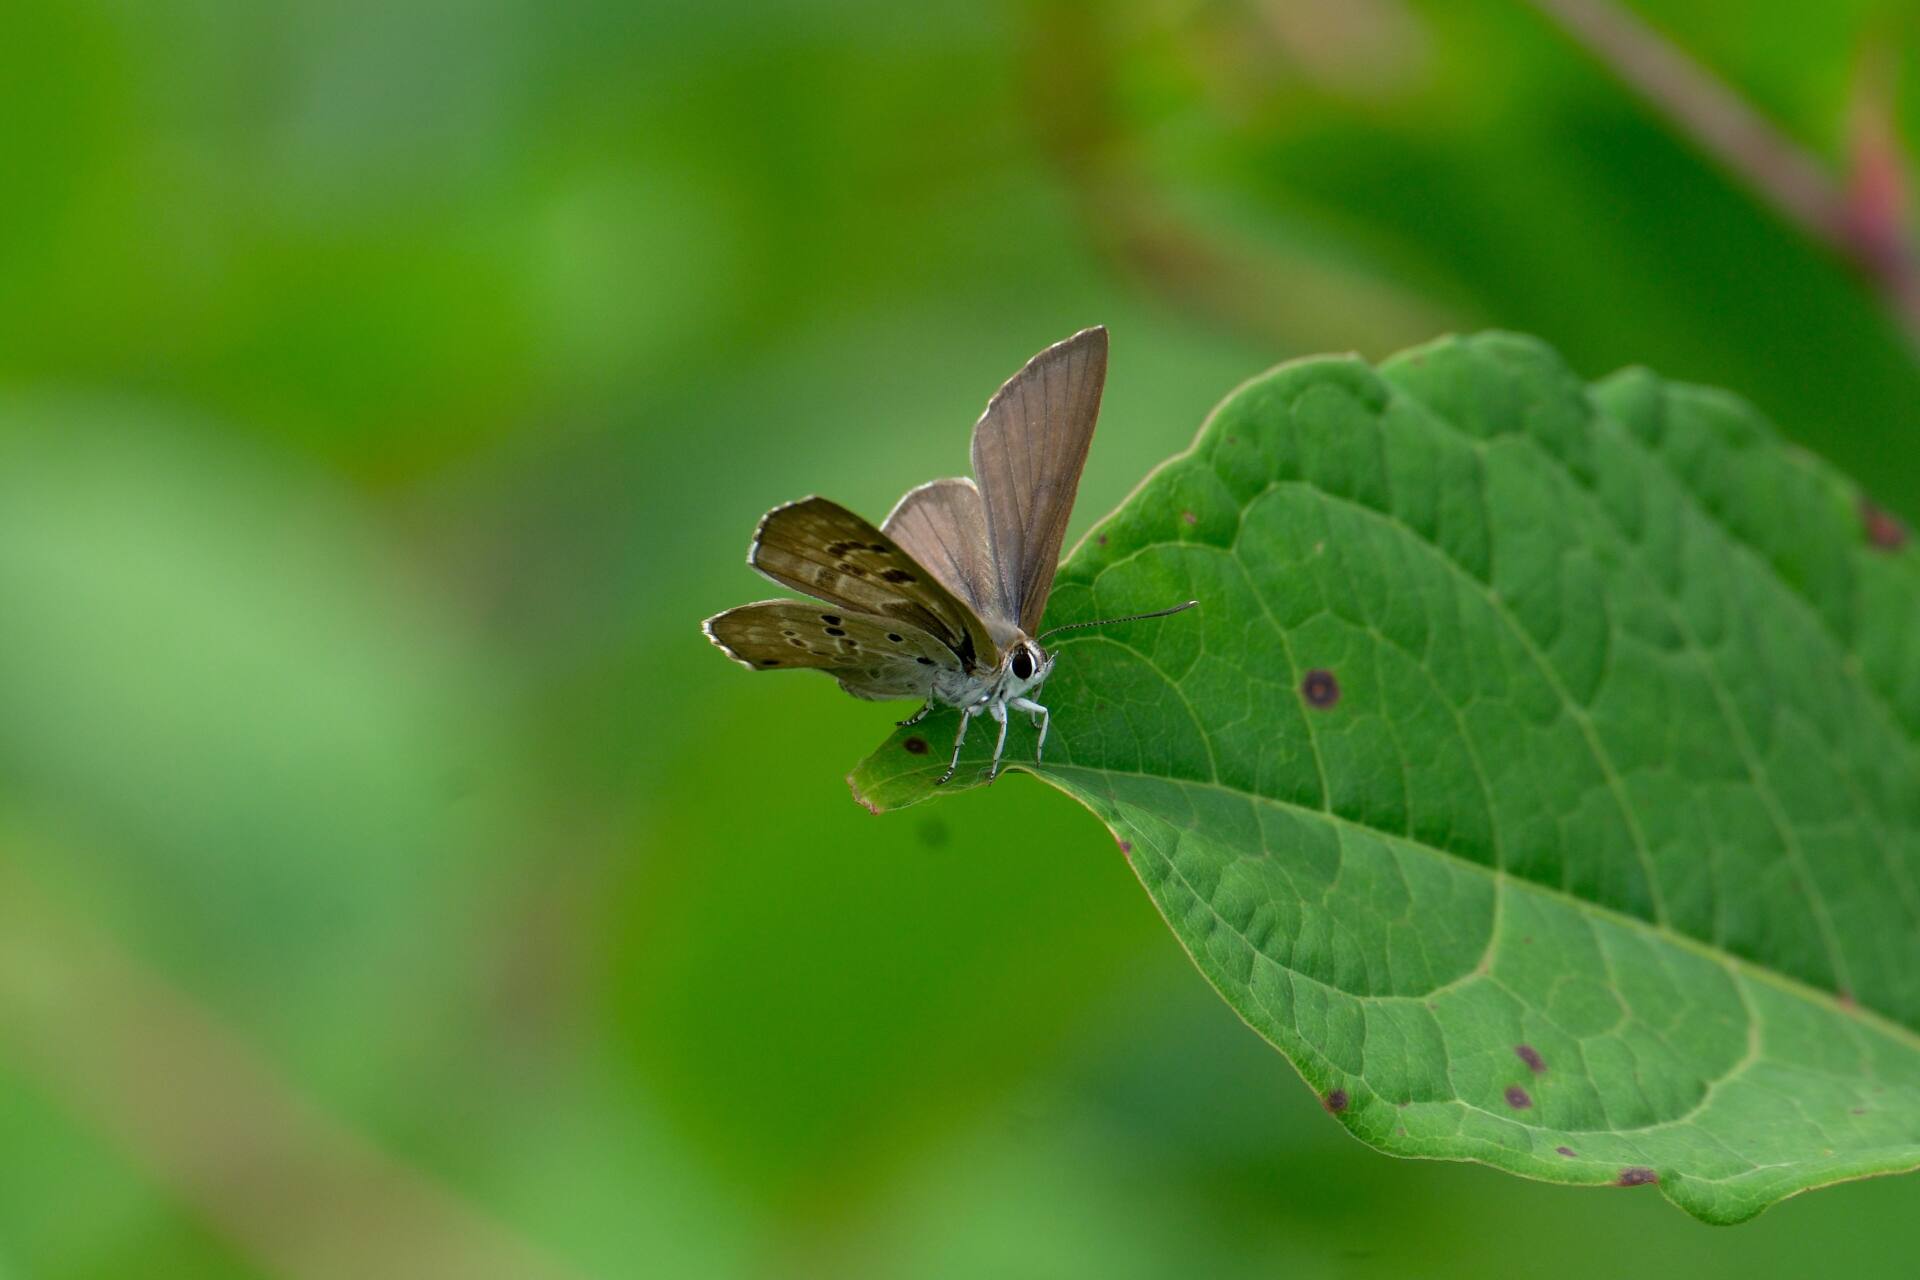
[1010,648,1035,681]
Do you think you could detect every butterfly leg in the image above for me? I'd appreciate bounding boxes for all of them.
[897,698,935,727]
[984,700,1010,781]
[936,704,980,786]
[1011,696,1049,762]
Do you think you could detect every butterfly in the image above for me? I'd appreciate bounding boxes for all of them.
[702,326,1196,785]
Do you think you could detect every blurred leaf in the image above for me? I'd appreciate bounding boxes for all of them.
[854,331,1920,1223]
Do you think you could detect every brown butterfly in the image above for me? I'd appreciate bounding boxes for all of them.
[702,327,1196,783]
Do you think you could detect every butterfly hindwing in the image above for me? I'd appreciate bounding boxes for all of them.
[703,600,962,700]
[969,326,1107,634]
[880,477,1007,641]
[749,496,999,671]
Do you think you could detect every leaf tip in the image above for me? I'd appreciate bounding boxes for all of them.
[846,772,881,815]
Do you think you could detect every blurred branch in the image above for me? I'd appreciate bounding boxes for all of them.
[1021,1,1462,358]
[1521,0,1920,351]
[0,858,579,1280]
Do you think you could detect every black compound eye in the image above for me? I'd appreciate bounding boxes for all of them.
[1010,649,1035,681]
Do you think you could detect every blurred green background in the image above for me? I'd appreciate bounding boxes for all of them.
[5,1,1920,1276]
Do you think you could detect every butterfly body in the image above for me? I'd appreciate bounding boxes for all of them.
[704,327,1193,784]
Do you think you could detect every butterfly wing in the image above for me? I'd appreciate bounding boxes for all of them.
[969,326,1107,634]
[749,496,1000,672]
[880,477,1011,643]
[702,600,963,700]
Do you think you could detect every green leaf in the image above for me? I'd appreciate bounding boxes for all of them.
[849,332,1920,1224]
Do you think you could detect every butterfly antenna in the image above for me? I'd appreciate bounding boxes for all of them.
[1038,600,1198,641]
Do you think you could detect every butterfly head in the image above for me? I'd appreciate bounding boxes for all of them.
[1002,639,1052,695]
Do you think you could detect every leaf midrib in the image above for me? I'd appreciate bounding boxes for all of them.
[1073,361,1920,1014]
[1045,761,1920,1063]
[1046,453,1914,1036]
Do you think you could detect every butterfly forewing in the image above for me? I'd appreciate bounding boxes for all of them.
[880,477,1009,640]
[749,497,1000,671]
[703,600,961,700]
[969,326,1107,634]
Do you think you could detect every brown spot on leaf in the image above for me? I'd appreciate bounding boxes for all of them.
[1555,1146,1577,1158]
[903,737,929,755]
[1861,497,1908,550]
[1118,839,1133,855]
[1097,534,1108,546]
[1504,1085,1532,1109]
[1302,668,1341,709]
[1182,510,1197,526]
[1838,988,1858,1010]
[1515,1044,1546,1074]
[1323,1089,1349,1114]
[1617,1167,1658,1186]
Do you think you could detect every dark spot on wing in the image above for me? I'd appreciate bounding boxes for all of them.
[1323,1089,1349,1114]
[867,543,889,553]
[1861,497,1908,550]
[881,568,916,584]
[1617,1167,1658,1187]
[1504,1085,1532,1109]
[1515,1045,1546,1074]
[1182,510,1197,526]
[1302,668,1341,709]
[1556,1146,1576,1158]
[887,633,904,642]
[826,540,855,556]
[837,561,867,577]
[916,656,935,666]
[903,736,929,755]
[821,615,841,625]
[824,626,846,637]
[759,659,780,666]
[788,638,806,647]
